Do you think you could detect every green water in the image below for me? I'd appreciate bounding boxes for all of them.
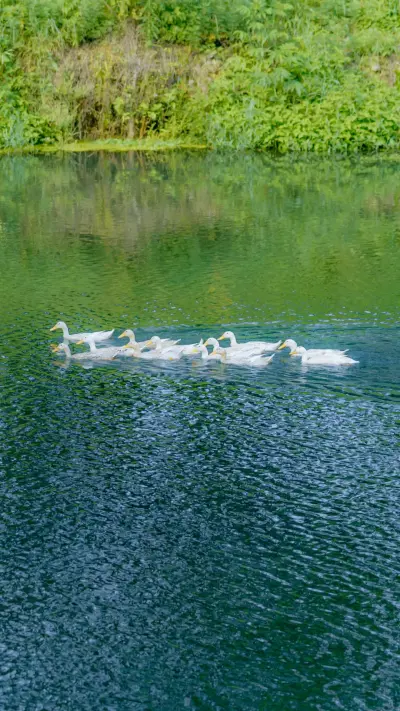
[0,152,399,711]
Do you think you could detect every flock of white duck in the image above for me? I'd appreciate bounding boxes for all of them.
[50,321,359,367]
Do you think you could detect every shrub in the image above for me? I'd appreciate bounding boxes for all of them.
[0,0,400,152]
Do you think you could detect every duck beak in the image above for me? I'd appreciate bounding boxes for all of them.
[277,342,287,350]
[216,335,225,341]
[76,340,84,346]
[118,331,127,339]
[49,325,58,332]
[203,339,210,346]
[121,344,131,350]
[289,351,297,356]
[145,340,153,347]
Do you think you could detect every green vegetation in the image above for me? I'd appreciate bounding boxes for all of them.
[0,138,206,156]
[1,0,400,153]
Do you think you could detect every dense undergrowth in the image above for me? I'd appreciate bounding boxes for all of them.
[1,0,400,152]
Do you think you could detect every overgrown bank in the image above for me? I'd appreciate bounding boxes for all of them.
[1,0,400,153]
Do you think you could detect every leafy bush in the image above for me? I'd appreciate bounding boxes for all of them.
[0,0,400,151]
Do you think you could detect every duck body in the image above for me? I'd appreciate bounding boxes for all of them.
[53,343,98,361]
[295,347,358,365]
[205,338,266,361]
[145,336,181,350]
[50,320,114,343]
[218,348,275,367]
[116,343,187,362]
[279,339,348,356]
[153,347,184,361]
[156,344,198,361]
[127,349,164,361]
[75,337,123,360]
[116,346,140,359]
[238,353,275,367]
[217,331,282,353]
[204,337,244,357]
[148,339,198,360]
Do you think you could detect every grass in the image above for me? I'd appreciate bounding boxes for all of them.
[0,138,208,156]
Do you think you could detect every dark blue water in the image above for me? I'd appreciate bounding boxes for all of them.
[0,152,399,711]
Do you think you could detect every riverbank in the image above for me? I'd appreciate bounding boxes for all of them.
[0,138,208,157]
[4,142,400,167]
[2,1,400,154]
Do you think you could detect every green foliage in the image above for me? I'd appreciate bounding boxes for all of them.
[1,0,400,151]
[134,0,246,45]
[195,75,400,152]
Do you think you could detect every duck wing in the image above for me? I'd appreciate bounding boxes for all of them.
[88,329,115,342]
[303,353,357,365]
[160,338,181,347]
[307,348,347,356]
[68,329,114,343]
[232,340,281,353]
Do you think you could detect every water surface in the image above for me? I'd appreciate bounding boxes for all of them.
[0,153,399,711]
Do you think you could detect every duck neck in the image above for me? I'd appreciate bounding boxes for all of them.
[229,333,237,346]
[60,322,69,338]
[87,340,98,354]
[63,344,72,358]
[199,345,209,359]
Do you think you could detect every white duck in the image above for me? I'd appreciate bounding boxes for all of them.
[52,342,100,361]
[156,344,199,361]
[144,338,197,358]
[217,331,282,353]
[187,342,224,362]
[50,321,114,343]
[75,337,122,360]
[120,342,194,362]
[114,344,162,361]
[145,335,181,350]
[218,348,275,367]
[278,339,349,356]
[118,330,149,352]
[204,337,262,359]
[294,346,358,366]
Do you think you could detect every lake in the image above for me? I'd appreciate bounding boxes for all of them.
[0,152,399,711]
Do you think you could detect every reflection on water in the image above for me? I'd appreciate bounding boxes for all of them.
[1,152,400,328]
[0,153,399,711]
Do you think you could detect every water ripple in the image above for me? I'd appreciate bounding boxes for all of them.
[0,154,400,711]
